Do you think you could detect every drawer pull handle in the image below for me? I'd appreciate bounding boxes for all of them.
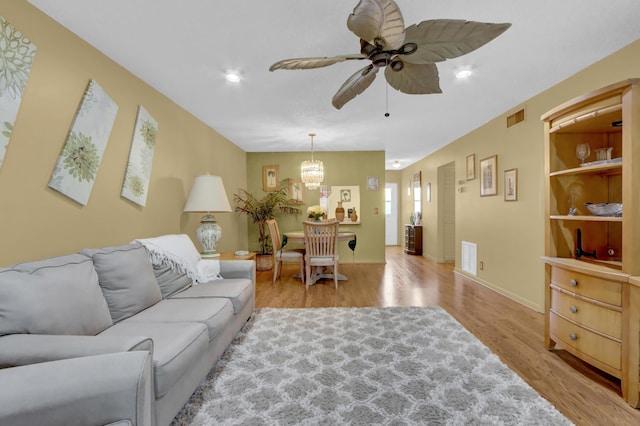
[569,279,577,287]
[569,332,577,341]
[569,306,577,314]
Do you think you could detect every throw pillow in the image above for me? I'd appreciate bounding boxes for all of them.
[80,242,161,323]
[152,264,193,299]
[0,254,113,336]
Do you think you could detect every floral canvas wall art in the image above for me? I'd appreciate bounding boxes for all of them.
[121,105,157,206]
[0,17,37,171]
[49,79,119,205]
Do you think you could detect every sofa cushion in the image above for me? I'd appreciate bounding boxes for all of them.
[99,321,208,398]
[152,264,192,299]
[169,278,252,314]
[0,254,112,336]
[81,243,161,323]
[123,298,234,343]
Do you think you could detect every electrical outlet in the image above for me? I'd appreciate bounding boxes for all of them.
[479,261,484,271]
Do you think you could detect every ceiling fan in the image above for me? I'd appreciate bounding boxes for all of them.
[269,0,511,110]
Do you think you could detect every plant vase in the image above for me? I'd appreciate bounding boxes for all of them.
[255,253,273,271]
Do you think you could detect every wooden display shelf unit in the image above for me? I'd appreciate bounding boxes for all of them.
[541,79,640,407]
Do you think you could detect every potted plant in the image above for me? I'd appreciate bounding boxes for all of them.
[234,187,298,271]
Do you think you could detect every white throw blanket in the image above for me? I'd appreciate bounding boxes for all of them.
[134,234,221,284]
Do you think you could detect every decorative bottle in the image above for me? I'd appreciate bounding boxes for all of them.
[335,201,345,222]
[351,207,358,222]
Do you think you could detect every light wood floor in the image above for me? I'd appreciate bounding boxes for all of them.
[255,246,640,426]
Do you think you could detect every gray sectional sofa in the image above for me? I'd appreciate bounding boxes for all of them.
[0,240,255,426]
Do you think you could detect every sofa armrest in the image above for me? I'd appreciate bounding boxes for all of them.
[0,334,153,368]
[0,351,153,426]
[219,259,255,281]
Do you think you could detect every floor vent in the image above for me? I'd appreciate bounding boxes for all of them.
[507,108,525,128]
[461,241,477,276]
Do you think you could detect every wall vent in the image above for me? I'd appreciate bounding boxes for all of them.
[506,108,525,128]
[461,241,477,276]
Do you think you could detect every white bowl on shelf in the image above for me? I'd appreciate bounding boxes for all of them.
[585,202,622,217]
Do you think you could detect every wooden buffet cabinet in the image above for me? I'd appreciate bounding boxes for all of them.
[404,225,422,255]
[541,79,640,407]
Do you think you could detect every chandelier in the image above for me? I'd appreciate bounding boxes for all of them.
[301,133,324,190]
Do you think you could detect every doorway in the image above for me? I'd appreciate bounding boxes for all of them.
[385,183,398,245]
[437,162,456,262]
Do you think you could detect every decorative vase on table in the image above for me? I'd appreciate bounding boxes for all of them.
[307,205,324,222]
[351,207,358,222]
[335,201,345,222]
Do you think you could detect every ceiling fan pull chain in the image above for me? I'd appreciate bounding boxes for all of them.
[385,81,390,117]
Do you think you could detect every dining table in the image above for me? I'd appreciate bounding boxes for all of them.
[282,230,356,283]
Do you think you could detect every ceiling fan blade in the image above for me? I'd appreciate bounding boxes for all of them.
[347,0,405,49]
[384,61,441,94]
[332,64,379,110]
[269,54,366,71]
[402,20,511,64]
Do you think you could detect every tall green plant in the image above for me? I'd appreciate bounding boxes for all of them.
[234,187,295,254]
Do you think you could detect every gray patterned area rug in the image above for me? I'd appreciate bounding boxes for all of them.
[172,307,572,425]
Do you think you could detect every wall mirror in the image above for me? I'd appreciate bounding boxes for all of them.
[413,171,422,219]
[320,185,361,224]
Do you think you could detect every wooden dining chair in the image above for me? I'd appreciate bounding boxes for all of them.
[302,220,340,290]
[266,219,305,284]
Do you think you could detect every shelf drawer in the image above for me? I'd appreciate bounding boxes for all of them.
[550,288,621,339]
[551,266,621,306]
[550,312,621,371]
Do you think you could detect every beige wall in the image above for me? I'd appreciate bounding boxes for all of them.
[400,39,640,312]
[246,151,386,263]
[0,1,248,266]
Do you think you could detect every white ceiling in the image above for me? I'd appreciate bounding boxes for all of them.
[27,0,640,169]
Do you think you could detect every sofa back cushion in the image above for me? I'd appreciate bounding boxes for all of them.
[80,243,161,323]
[152,264,193,299]
[0,254,113,336]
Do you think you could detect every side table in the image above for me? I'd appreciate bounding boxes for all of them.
[217,252,256,261]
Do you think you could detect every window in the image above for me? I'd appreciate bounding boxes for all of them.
[385,187,392,215]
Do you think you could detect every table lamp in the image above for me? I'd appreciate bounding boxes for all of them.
[183,174,232,257]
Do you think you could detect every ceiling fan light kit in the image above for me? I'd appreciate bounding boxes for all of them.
[455,69,473,79]
[270,0,511,109]
[301,133,324,190]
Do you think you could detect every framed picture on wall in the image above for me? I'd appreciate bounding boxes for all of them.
[480,155,498,197]
[504,168,517,201]
[287,178,304,204]
[367,176,379,190]
[262,165,279,192]
[466,154,476,180]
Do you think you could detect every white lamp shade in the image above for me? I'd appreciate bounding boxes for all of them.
[183,175,232,213]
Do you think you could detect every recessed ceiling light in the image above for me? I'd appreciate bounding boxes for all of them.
[225,72,241,83]
[392,160,401,168]
[455,69,472,79]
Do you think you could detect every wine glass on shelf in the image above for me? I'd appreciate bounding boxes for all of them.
[576,143,591,165]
